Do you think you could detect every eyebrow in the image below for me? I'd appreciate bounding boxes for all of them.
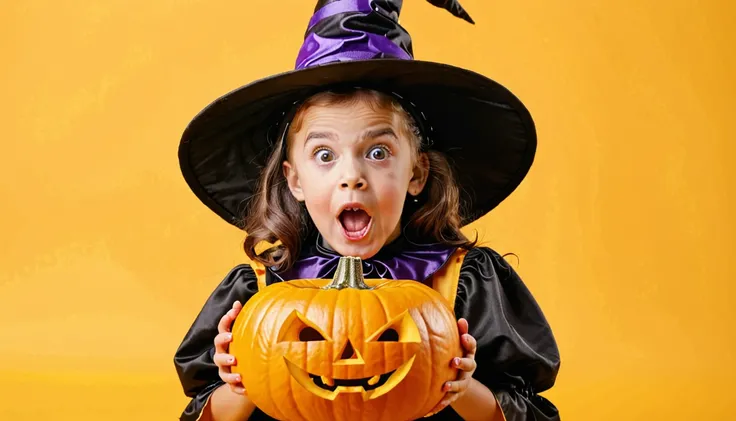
[302,127,398,149]
[361,127,398,141]
[305,131,338,142]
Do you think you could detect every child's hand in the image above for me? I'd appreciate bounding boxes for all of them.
[425,318,478,417]
[213,300,246,395]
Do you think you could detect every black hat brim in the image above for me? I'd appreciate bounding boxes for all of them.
[179,59,536,228]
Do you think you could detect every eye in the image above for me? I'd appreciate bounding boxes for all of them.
[299,326,325,342]
[367,145,389,161]
[277,310,332,343]
[366,311,420,344]
[314,148,335,163]
[376,328,399,342]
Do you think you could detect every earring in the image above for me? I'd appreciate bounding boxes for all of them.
[413,197,419,203]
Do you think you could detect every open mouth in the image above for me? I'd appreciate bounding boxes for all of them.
[284,356,416,401]
[338,204,373,241]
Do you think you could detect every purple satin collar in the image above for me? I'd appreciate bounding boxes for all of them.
[273,235,456,282]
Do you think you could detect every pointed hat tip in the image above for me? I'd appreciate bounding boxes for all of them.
[427,0,475,24]
[455,2,475,24]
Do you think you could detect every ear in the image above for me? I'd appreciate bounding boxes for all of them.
[408,152,430,196]
[283,161,305,201]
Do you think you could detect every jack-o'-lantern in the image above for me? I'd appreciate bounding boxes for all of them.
[230,256,463,421]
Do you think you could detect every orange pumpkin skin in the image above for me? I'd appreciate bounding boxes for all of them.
[230,278,463,421]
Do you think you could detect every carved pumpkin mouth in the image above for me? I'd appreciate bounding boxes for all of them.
[310,369,393,391]
[284,355,416,401]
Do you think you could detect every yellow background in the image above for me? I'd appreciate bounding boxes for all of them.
[1,0,734,419]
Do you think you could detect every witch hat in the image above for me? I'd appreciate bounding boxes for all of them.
[179,0,536,229]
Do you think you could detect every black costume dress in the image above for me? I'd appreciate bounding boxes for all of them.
[174,244,561,421]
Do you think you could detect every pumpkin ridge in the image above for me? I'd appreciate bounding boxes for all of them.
[327,284,340,379]
[259,288,292,420]
[235,285,278,376]
[346,286,359,421]
[371,285,400,420]
[373,284,408,419]
[347,287,358,386]
[233,284,266,345]
[229,288,266,409]
[288,361,310,421]
[302,291,317,376]
[371,285,391,375]
[296,289,322,421]
[417,283,453,414]
[331,286,347,421]
[235,289,265,407]
[356,289,371,421]
[395,286,416,421]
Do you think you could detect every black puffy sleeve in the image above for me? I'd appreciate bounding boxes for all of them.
[440,246,561,421]
[173,264,261,421]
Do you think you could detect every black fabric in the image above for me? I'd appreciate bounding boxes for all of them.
[173,265,261,420]
[174,247,560,420]
[423,247,560,421]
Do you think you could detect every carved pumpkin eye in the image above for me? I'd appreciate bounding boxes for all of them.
[299,326,326,342]
[367,311,420,344]
[376,328,399,342]
[278,310,332,343]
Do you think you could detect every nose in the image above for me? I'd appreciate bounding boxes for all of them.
[337,339,358,361]
[339,157,367,190]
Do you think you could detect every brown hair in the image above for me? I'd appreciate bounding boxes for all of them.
[243,89,476,271]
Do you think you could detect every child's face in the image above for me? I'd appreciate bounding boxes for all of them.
[283,98,429,259]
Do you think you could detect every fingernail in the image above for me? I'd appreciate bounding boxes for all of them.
[229,357,235,363]
[234,387,245,394]
[226,333,232,340]
[234,374,241,381]
[453,358,460,367]
[444,382,451,391]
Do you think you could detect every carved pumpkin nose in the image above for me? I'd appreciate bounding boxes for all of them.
[339,339,357,361]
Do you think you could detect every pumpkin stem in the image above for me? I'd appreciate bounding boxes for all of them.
[323,257,373,290]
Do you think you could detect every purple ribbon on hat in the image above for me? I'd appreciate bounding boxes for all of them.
[273,235,457,282]
[296,0,412,70]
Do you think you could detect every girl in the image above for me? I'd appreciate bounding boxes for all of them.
[175,1,560,420]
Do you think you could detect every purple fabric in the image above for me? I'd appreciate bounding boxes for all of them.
[307,0,373,31]
[273,237,457,282]
[296,32,411,70]
[295,0,411,70]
